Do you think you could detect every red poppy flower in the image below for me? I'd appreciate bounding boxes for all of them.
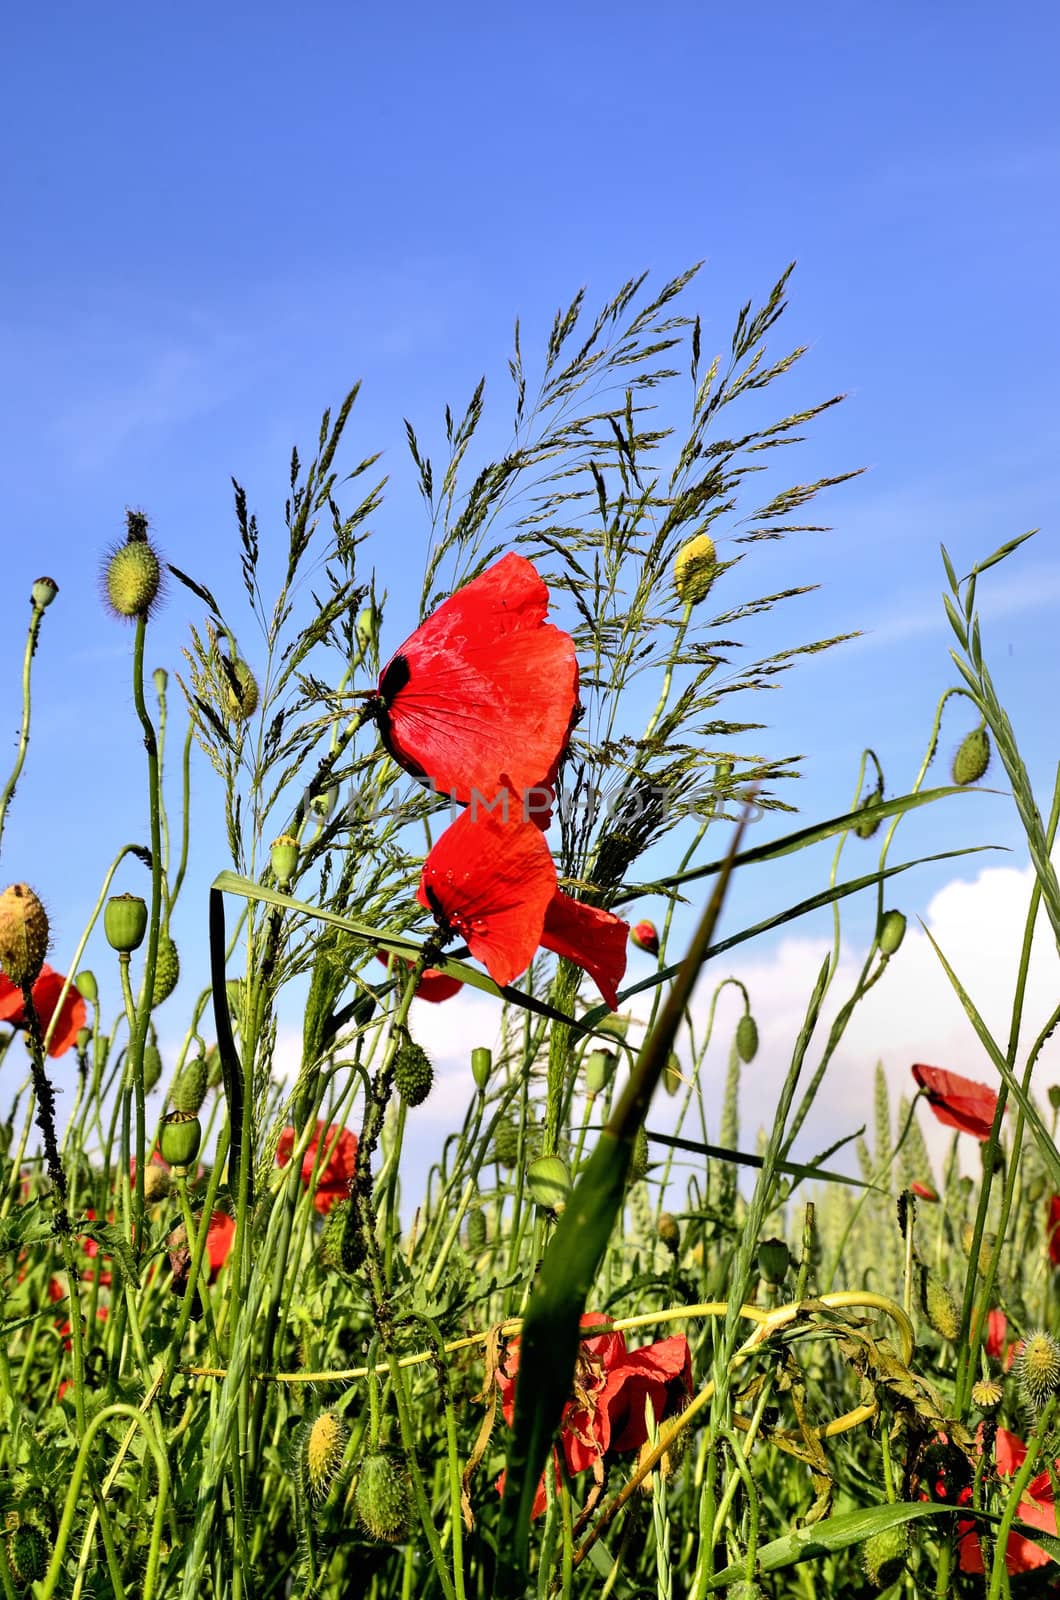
[276,1121,358,1214]
[0,965,85,1057]
[375,951,463,1003]
[372,553,579,806]
[984,1308,1008,1360]
[911,1064,1000,1141]
[204,1211,236,1276]
[630,920,660,956]
[418,802,628,1004]
[958,1426,1060,1574]
[498,1314,692,1515]
[910,1180,939,1202]
[1048,1195,1060,1268]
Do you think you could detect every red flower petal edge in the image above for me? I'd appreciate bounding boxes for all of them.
[0,965,86,1057]
[277,1121,358,1214]
[540,892,628,1010]
[911,1063,1000,1141]
[374,950,463,1003]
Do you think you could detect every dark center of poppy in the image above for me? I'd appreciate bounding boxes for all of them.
[378,652,411,706]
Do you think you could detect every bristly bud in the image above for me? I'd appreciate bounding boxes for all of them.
[151,934,180,1007]
[394,1039,434,1107]
[972,1378,1004,1413]
[471,1046,492,1090]
[492,1118,520,1168]
[172,1056,208,1115]
[878,910,907,956]
[220,657,259,721]
[31,576,59,610]
[304,1409,348,1498]
[0,883,49,986]
[962,1225,998,1277]
[630,919,660,955]
[103,513,163,619]
[5,1523,49,1585]
[629,1126,649,1183]
[466,1206,488,1252]
[862,1524,910,1589]
[355,1453,411,1542]
[657,1212,680,1253]
[757,1237,790,1285]
[321,1197,366,1277]
[1014,1331,1060,1412]
[922,1268,961,1342]
[104,893,148,953]
[142,1042,163,1093]
[584,1048,616,1095]
[159,1110,202,1170]
[674,534,718,604]
[270,834,299,885]
[736,1013,759,1063]
[952,725,991,786]
[527,1155,572,1215]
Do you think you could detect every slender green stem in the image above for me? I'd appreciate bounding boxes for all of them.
[0,592,48,859]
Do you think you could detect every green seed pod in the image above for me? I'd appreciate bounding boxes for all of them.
[527,1155,572,1214]
[270,834,299,885]
[862,1524,910,1589]
[172,1056,208,1115]
[75,969,98,1003]
[104,513,162,619]
[757,1237,790,1286]
[6,1524,49,1586]
[492,1118,520,1168]
[657,1212,681,1253]
[878,910,907,956]
[854,784,884,839]
[663,1050,683,1097]
[355,1453,410,1542]
[159,1111,202,1169]
[471,1046,492,1090]
[629,1126,649,1183]
[0,883,49,986]
[466,1206,488,1252]
[922,1269,961,1342]
[1015,1331,1060,1412]
[31,576,58,610]
[394,1040,434,1107]
[104,893,148,953]
[674,533,718,605]
[76,1025,92,1053]
[736,1013,759,1063]
[220,657,259,721]
[152,934,180,1007]
[304,1409,348,1498]
[142,1043,163,1093]
[952,725,991,786]
[584,1048,616,1095]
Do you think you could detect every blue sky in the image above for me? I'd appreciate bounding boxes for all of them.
[2,2,1059,1137]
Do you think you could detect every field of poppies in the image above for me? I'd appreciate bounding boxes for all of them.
[2,270,1059,1599]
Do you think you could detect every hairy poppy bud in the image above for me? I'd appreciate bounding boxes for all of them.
[736,1013,759,1063]
[492,1118,520,1168]
[104,514,162,619]
[922,1269,961,1342]
[220,657,259,721]
[758,1237,790,1285]
[629,1126,649,1183]
[355,605,378,655]
[321,1197,366,1277]
[270,834,299,885]
[104,893,148,953]
[152,934,180,1006]
[854,783,884,839]
[466,1206,487,1252]
[160,1110,202,1169]
[142,1043,163,1093]
[355,1454,410,1542]
[31,576,58,610]
[663,1050,683,1096]
[0,883,49,986]
[674,534,718,605]
[304,1410,348,1498]
[952,725,991,786]
[862,1525,910,1589]
[75,969,98,1003]
[6,1524,49,1586]
[584,1048,616,1095]
[878,910,906,956]
[658,1212,680,1253]
[172,1056,208,1115]
[631,919,660,955]
[471,1046,492,1090]
[1015,1331,1060,1411]
[394,1039,433,1107]
[527,1155,571,1214]
[76,1025,92,1053]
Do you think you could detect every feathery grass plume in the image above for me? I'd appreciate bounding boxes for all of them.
[1014,1331,1060,1412]
[952,723,991,786]
[873,1062,892,1181]
[0,883,49,986]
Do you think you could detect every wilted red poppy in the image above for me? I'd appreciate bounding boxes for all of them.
[912,1064,1000,1141]
[540,893,628,1011]
[958,1426,1060,1574]
[375,951,463,1003]
[0,965,85,1057]
[371,553,579,805]
[276,1121,358,1214]
[1047,1195,1060,1267]
[498,1314,692,1516]
[630,920,660,956]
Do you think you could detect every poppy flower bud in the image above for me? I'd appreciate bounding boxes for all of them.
[104,515,162,619]
[584,1049,616,1095]
[270,834,299,885]
[471,1046,492,1090]
[104,893,148,953]
[0,883,49,986]
[355,1454,411,1542]
[922,1269,961,1342]
[172,1056,208,1115]
[304,1410,348,1498]
[663,1050,683,1096]
[143,1164,171,1203]
[854,783,884,839]
[757,1237,790,1285]
[355,605,378,655]
[971,1378,1003,1412]
[159,1110,202,1170]
[1015,1331,1060,1411]
[394,1039,433,1107]
[878,910,906,956]
[862,1525,910,1589]
[5,1524,49,1586]
[629,1126,649,1183]
[152,934,180,1006]
[1049,1086,1060,1111]
[631,920,660,955]
[466,1205,488,1252]
[492,1118,520,1168]
[153,666,168,695]
[142,1043,163,1093]
[527,1155,572,1214]
[674,534,717,605]
[962,1225,998,1276]
[657,1212,681,1253]
[76,1025,92,1053]
[726,1585,764,1600]
[75,969,98,1003]
[952,725,991,786]
[321,1197,366,1277]
[220,657,259,721]
[31,576,58,609]
[736,1013,759,1064]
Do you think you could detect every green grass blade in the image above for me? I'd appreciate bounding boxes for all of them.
[645,1131,883,1191]
[706,1502,960,1587]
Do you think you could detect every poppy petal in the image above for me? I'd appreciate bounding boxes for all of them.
[0,965,85,1057]
[374,951,463,1003]
[541,892,628,1009]
[911,1063,999,1141]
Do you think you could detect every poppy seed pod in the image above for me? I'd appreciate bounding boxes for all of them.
[953,725,991,786]
[527,1155,572,1214]
[471,1046,492,1090]
[152,934,180,1006]
[31,576,58,609]
[220,657,259,721]
[355,1454,411,1543]
[757,1237,790,1285]
[878,909,907,956]
[674,533,718,604]
[854,783,884,839]
[104,893,148,953]
[104,516,162,620]
[304,1410,348,1498]
[159,1110,202,1169]
[270,834,299,885]
[736,1013,759,1063]
[0,883,49,987]
[862,1525,910,1589]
